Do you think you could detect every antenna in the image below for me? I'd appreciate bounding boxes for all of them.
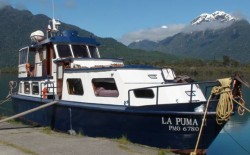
[52,0,55,19]
[47,0,61,38]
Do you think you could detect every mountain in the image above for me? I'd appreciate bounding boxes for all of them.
[0,6,179,69]
[191,11,237,25]
[127,40,157,51]
[128,11,250,63]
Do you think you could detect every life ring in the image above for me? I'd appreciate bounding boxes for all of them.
[42,87,48,99]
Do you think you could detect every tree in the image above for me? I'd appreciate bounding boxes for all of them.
[223,55,230,66]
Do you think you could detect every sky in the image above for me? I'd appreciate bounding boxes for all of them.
[1,0,250,45]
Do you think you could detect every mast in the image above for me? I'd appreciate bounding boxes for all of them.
[47,0,61,38]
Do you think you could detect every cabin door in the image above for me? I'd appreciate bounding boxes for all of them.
[42,46,53,77]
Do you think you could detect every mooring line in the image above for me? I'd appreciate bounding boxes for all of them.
[223,127,250,154]
[0,100,59,123]
[0,97,11,105]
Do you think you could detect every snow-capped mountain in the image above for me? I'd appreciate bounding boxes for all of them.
[191,11,237,25]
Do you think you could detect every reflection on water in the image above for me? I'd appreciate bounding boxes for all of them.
[1,73,250,154]
[0,73,17,116]
[207,87,250,155]
[223,113,250,133]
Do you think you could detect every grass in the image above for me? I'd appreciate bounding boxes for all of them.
[0,140,38,155]
[0,115,24,125]
[41,127,53,134]
[116,135,172,155]
[117,135,130,145]
[157,149,171,155]
[77,129,85,137]
[116,136,142,154]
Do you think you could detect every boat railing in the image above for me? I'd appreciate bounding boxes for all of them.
[40,80,56,100]
[127,81,218,106]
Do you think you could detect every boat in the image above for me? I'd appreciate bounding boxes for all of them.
[10,18,247,154]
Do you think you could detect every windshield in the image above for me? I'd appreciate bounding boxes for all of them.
[72,45,89,58]
[89,46,99,58]
[57,45,72,58]
[55,44,99,59]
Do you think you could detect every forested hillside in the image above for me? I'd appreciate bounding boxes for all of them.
[0,6,179,70]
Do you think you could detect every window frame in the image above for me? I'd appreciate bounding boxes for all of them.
[133,88,155,99]
[32,82,39,95]
[88,46,100,58]
[66,78,84,95]
[56,44,73,58]
[24,82,30,94]
[92,78,119,97]
[71,44,90,58]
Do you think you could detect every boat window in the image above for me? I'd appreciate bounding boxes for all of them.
[32,82,39,95]
[19,82,23,93]
[19,48,28,64]
[72,45,89,58]
[67,78,84,95]
[92,78,119,97]
[88,46,99,58]
[24,82,30,94]
[57,45,72,58]
[28,51,36,65]
[134,89,154,98]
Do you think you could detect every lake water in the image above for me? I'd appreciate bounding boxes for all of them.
[0,73,250,155]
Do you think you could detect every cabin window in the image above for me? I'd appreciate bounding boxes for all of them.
[24,82,30,94]
[32,82,39,95]
[92,78,119,97]
[134,89,154,98]
[57,45,72,58]
[28,51,36,65]
[19,48,28,64]
[19,82,23,93]
[88,46,99,58]
[67,78,84,95]
[72,45,89,58]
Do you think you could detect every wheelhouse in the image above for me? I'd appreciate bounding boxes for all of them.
[18,30,102,99]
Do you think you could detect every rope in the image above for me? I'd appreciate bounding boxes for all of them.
[5,81,17,99]
[190,95,213,155]
[191,77,250,155]
[212,78,234,124]
[214,78,250,124]
[0,100,59,123]
[0,81,17,106]
[0,97,11,105]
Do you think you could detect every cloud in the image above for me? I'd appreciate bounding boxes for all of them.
[183,20,236,34]
[119,19,240,45]
[119,24,186,45]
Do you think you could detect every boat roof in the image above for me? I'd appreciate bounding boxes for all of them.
[29,30,100,49]
[64,64,160,73]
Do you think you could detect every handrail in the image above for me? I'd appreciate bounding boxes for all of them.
[127,80,219,106]
[40,80,56,100]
